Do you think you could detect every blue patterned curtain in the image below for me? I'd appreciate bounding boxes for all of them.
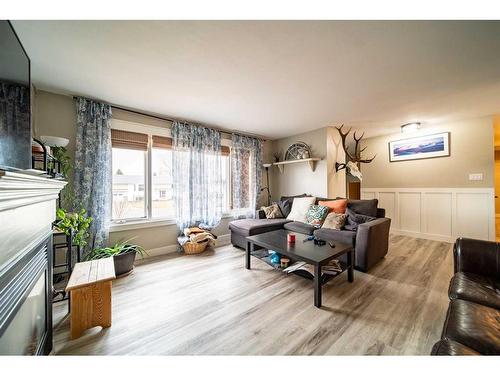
[231,134,263,218]
[171,121,223,231]
[73,97,112,250]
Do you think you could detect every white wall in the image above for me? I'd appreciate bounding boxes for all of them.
[270,127,329,200]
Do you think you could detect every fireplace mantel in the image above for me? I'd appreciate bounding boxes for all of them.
[0,169,66,355]
[0,170,67,211]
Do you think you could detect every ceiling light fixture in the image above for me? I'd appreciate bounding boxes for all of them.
[401,122,421,133]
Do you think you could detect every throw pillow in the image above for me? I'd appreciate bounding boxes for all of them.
[321,212,347,230]
[344,208,375,231]
[260,203,284,219]
[277,193,309,217]
[347,199,378,217]
[286,196,316,223]
[305,205,329,227]
[318,199,347,214]
[277,199,293,217]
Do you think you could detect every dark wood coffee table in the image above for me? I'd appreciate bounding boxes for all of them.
[245,229,354,308]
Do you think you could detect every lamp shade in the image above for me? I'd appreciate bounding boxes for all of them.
[40,135,69,147]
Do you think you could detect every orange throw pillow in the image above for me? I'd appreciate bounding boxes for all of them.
[319,199,347,214]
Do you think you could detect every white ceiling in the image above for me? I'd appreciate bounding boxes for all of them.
[12,20,500,139]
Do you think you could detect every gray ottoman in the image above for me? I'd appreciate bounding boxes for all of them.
[229,218,291,249]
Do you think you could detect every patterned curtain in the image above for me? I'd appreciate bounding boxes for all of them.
[73,97,112,250]
[171,121,223,231]
[231,133,263,218]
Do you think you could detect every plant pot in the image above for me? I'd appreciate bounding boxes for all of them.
[113,251,136,277]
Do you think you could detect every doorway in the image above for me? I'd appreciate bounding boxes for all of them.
[494,116,500,241]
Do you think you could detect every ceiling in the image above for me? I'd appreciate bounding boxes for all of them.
[12,20,500,139]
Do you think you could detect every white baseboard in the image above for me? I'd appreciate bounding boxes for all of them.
[215,233,231,247]
[390,229,453,243]
[137,233,232,260]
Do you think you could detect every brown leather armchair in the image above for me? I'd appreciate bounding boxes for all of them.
[431,238,500,355]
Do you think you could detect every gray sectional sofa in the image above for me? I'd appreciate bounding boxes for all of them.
[229,195,391,272]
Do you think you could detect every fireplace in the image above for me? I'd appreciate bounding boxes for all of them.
[0,170,65,355]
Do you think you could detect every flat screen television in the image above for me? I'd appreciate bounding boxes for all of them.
[0,20,31,171]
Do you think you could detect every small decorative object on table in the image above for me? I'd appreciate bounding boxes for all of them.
[281,258,290,269]
[287,233,296,243]
[268,250,281,265]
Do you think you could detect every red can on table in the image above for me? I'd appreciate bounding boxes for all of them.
[287,233,296,243]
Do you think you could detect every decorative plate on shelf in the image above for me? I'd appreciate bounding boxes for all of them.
[284,142,312,160]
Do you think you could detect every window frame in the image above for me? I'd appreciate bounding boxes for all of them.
[110,119,233,229]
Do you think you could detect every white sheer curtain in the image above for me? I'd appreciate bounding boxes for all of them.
[171,121,223,231]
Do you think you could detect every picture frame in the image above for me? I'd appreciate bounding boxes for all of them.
[388,132,450,162]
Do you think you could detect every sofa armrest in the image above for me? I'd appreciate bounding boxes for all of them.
[355,218,391,271]
[453,238,500,278]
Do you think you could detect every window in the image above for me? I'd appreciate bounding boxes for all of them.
[111,122,232,224]
[151,147,173,218]
[111,130,148,221]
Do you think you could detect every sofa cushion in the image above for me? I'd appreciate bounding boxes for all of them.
[441,299,500,355]
[305,205,329,227]
[286,196,316,223]
[229,218,291,237]
[347,199,378,217]
[313,228,356,246]
[344,208,376,231]
[448,272,500,310]
[284,221,316,235]
[431,339,480,355]
[319,199,347,214]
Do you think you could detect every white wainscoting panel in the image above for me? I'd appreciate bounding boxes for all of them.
[398,192,422,233]
[378,192,397,228]
[455,193,490,240]
[361,188,494,243]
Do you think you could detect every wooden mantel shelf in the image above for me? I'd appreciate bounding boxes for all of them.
[273,158,321,173]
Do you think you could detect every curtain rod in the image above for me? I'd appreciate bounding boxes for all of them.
[72,96,266,141]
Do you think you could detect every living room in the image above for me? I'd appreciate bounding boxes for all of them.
[1,1,499,374]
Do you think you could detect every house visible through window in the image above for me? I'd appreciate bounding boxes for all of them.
[151,135,174,218]
[111,124,232,224]
[111,129,148,221]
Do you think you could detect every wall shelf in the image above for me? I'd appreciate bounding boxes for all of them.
[273,158,321,173]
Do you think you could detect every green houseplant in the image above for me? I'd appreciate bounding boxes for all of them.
[86,239,147,277]
[53,208,93,248]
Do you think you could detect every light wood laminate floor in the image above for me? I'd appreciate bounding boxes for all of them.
[53,235,453,355]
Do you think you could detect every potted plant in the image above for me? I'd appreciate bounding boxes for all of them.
[85,239,147,277]
[53,208,93,249]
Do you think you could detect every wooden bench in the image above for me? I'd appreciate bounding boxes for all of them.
[65,257,116,339]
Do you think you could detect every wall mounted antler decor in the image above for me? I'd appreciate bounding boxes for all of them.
[335,125,376,180]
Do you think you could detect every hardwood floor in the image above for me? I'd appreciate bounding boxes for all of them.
[52,235,453,355]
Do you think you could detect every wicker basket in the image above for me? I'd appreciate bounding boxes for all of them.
[183,241,208,255]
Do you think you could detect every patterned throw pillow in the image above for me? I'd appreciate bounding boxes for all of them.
[261,203,284,219]
[321,212,347,230]
[305,205,329,227]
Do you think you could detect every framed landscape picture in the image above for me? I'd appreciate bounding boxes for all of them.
[388,132,450,162]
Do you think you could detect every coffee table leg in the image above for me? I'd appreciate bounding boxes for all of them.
[347,250,354,283]
[314,263,322,308]
[246,242,251,270]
